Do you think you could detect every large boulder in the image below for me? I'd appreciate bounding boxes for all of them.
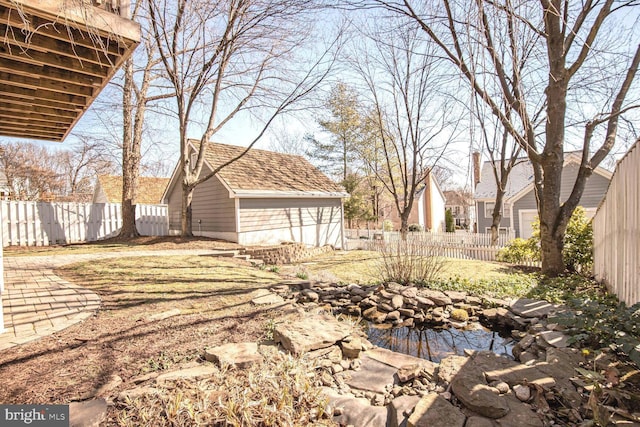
[407,393,466,427]
[204,342,263,368]
[273,314,352,355]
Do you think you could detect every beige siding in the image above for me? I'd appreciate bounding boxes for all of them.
[594,142,640,305]
[166,167,236,233]
[238,198,343,247]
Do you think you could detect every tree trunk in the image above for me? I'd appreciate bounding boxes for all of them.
[399,210,410,240]
[490,191,505,246]
[181,183,194,237]
[119,57,140,239]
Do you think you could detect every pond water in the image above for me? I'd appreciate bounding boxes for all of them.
[364,322,516,363]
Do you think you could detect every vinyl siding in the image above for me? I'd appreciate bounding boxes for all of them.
[513,163,610,236]
[476,201,511,233]
[238,198,343,246]
[167,166,236,233]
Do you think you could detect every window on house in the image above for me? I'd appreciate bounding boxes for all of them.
[503,202,510,218]
[485,227,510,235]
[190,152,198,170]
[485,202,495,218]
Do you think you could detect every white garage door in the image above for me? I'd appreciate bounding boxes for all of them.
[519,207,598,239]
[519,210,538,239]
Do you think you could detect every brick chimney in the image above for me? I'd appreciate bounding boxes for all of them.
[472,151,481,188]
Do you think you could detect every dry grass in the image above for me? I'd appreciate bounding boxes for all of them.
[4,236,243,257]
[116,354,333,427]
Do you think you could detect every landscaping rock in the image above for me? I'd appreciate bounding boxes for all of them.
[445,290,467,302]
[465,416,496,427]
[322,388,388,427]
[421,290,452,306]
[396,364,422,383]
[513,384,531,402]
[273,314,351,355]
[365,348,437,377]
[117,386,164,402]
[251,290,285,305]
[204,342,263,368]
[387,310,401,321]
[388,395,421,427]
[437,355,468,383]
[69,398,107,427]
[155,364,218,384]
[509,298,558,318]
[401,287,418,299]
[407,393,466,427]
[536,330,570,348]
[341,338,363,359]
[346,354,399,394]
[93,374,122,398]
[494,395,543,427]
[391,294,405,309]
[450,353,510,419]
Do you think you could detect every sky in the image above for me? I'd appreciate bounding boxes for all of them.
[1,2,639,192]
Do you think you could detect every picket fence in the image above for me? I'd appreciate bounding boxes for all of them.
[344,229,533,264]
[593,141,640,305]
[1,201,168,247]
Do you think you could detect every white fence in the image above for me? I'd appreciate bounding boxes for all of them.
[593,141,640,306]
[345,229,520,263]
[1,201,168,247]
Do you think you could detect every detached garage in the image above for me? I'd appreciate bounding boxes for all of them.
[162,141,348,248]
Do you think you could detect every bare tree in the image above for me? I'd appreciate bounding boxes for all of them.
[148,0,337,236]
[58,136,116,200]
[473,99,522,244]
[0,142,64,201]
[352,23,458,237]
[118,2,174,238]
[367,0,640,275]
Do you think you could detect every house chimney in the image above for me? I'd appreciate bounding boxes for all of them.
[472,151,481,188]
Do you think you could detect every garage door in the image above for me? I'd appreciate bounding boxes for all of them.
[519,210,538,239]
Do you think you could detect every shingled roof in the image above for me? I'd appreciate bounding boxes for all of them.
[96,176,170,204]
[193,141,347,196]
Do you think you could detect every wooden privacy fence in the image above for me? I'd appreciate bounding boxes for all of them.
[1,201,168,247]
[345,229,530,264]
[593,141,640,306]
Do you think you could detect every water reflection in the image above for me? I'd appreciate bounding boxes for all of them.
[365,322,515,363]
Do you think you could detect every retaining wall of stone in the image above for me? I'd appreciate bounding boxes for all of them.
[242,243,333,265]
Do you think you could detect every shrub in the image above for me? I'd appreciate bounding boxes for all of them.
[408,223,423,232]
[496,238,540,264]
[563,206,593,273]
[383,220,394,232]
[445,209,455,232]
[376,240,446,285]
[497,206,593,273]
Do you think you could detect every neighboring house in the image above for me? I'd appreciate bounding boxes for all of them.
[93,176,170,204]
[473,152,612,238]
[162,141,349,247]
[443,189,474,229]
[385,173,446,232]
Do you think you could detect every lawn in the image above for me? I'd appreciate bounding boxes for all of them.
[0,254,306,424]
[295,250,522,284]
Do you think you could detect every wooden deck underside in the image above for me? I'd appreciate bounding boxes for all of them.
[0,0,140,141]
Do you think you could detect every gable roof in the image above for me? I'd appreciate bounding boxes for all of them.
[96,175,169,204]
[444,190,473,206]
[188,141,347,197]
[473,152,612,202]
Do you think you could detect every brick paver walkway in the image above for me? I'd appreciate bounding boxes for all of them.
[0,249,225,350]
